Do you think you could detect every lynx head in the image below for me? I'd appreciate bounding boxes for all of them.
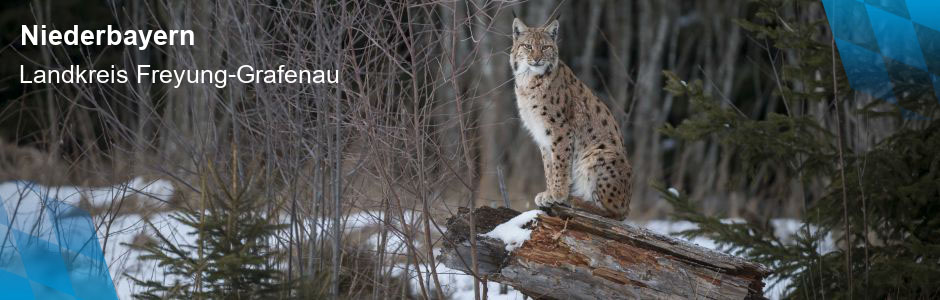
[510,18,559,76]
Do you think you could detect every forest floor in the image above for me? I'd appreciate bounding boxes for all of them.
[0,180,827,299]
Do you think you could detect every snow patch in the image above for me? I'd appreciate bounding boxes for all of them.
[0,179,182,300]
[482,210,543,252]
[368,230,407,255]
[667,187,680,197]
[0,177,174,209]
[82,177,175,207]
[393,262,525,300]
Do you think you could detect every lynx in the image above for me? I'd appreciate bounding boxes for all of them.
[511,18,632,220]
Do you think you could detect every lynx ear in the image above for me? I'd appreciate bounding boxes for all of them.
[512,18,527,39]
[545,19,559,40]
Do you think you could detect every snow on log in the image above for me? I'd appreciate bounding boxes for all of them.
[439,205,770,300]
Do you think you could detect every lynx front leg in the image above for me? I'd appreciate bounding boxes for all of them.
[539,146,553,186]
[535,128,573,207]
[535,146,556,207]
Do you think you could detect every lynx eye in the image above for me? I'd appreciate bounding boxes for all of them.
[541,45,553,51]
[521,44,532,50]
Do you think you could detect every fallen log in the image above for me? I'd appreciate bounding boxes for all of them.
[439,205,770,300]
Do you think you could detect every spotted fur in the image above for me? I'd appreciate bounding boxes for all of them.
[511,18,632,220]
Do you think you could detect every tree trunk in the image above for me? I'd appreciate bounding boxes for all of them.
[439,206,770,300]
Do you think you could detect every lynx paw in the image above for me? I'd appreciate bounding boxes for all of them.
[534,191,565,207]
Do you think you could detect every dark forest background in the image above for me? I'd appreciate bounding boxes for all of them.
[3,0,878,217]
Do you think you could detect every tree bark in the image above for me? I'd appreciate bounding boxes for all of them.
[440,206,770,300]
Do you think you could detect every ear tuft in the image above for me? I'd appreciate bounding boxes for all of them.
[545,19,559,40]
[512,18,527,39]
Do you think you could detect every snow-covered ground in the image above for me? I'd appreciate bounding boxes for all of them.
[2,180,831,299]
[394,257,527,300]
[0,179,181,299]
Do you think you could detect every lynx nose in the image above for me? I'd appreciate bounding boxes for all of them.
[530,60,545,67]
